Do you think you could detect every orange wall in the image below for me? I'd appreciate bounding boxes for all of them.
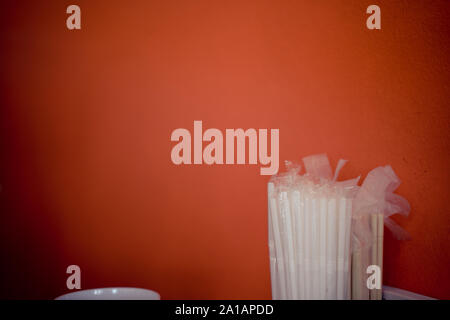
[0,0,449,299]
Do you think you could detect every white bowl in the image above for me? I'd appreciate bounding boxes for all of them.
[55,287,161,300]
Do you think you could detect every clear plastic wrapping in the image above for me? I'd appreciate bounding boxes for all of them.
[351,165,410,300]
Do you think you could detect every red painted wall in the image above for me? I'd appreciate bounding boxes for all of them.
[0,0,449,299]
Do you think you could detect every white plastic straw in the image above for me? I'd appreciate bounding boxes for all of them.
[326,198,338,299]
[343,198,352,299]
[370,213,378,300]
[351,248,361,299]
[280,192,298,299]
[319,197,328,299]
[269,197,287,299]
[292,190,305,299]
[337,197,347,300]
[268,183,278,299]
[304,196,312,299]
[311,197,320,299]
[377,213,384,300]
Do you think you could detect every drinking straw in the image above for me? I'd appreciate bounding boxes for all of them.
[304,196,312,299]
[268,183,278,299]
[319,197,328,299]
[311,197,320,299]
[377,213,384,300]
[337,197,347,300]
[343,198,352,299]
[351,248,361,299]
[268,209,277,299]
[280,192,298,299]
[269,257,278,299]
[278,193,292,298]
[360,215,371,300]
[326,198,338,299]
[289,192,299,299]
[269,197,287,299]
[361,246,370,300]
[300,191,307,299]
[370,213,378,300]
[292,190,305,299]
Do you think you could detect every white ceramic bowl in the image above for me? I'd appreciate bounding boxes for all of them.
[55,287,160,300]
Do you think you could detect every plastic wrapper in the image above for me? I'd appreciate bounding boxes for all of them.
[351,165,410,300]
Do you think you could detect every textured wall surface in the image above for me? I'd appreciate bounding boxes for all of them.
[0,0,449,299]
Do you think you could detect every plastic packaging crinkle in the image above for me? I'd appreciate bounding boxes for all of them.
[351,165,410,300]
[267,154,410,300]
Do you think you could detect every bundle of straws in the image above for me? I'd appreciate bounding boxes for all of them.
[268,155,411,300]
[268,156,358,300]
